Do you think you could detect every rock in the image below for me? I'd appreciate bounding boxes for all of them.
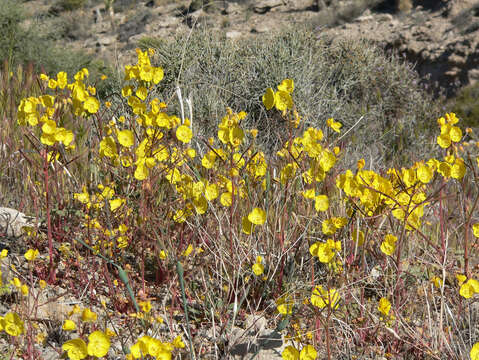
[97,35,117,46]
[229,328,284,359]
[0,207,37,238]
[254,0,285,14]
[34,287,75,322]
[321,1,479,97]
[251,23,271,34]
[226,30,242,39]
[244,314,268,333]
[33,0,479,99]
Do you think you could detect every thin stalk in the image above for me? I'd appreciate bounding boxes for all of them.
[43,149,55,283]
[177,261,196,360]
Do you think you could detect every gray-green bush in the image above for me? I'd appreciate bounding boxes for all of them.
[138,26,442,169]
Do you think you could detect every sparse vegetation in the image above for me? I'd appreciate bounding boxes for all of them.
[0,2,478,360]
[450,82,479,128]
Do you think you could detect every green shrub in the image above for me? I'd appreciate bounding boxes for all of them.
[450,82,479,129]
[49,0,88,14]
[0,0,120,99]
[138,26,442,168]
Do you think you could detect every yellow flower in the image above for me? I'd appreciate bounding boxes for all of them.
[326,118,342,133]
[319,149,336,172]
[471,342,479,360]
[299,345,317,360]
[42,119,57,135]
[459,279,479,299]
[136,86,148,101]
[176,125,193,144]
[87,330,110,357]
[205,183,219,201]
[451,158,466,179]
[242,216,253,235]
[417,163,434,183]
[172,335,185,349]
[182,244,194,257]
[153,67,164,84]
[378,297,391,316]
[229,126,244,147]
[48,78,57,89]
[321,239,340,263]
[24,248,39,261]
[252,256,264,276]
[83,96,100,114]
[11,277,21,288]
[62,319,77,331]
[262,88,275,110]
[139,301,152,313]
[437,133,451,148]
[81,308,97,322]
[99,136,118,158]
[62,339,88,360]
[57,71,68,89]
[380,234,397,256]
[69,304,82,317]
[21,284,29,296]
[159,250,167,260]
[201,151,217,169]
[321,219,336,235]
[449,126,462,142]
[117,129,134,148]
[473,223,479,238]
[274,90,293,111]
[430,276,443,289]
[248,208,266,225]
[0,249,8,259]
[314,194,329,212]
[311,286,340,309]
[39,280,47,289]
[357,158,365,170]
[1,312,24,336]
[109,198,125,212]
[277,78,294,94]
[134,163,148,181]
[122,86,133,97]
[276,297,293,315]
[282,345,299,360]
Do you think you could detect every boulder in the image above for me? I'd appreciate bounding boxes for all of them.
[0,207,37,238]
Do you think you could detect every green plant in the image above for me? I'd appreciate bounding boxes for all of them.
[51,0,87,13]
[450,82,479,129]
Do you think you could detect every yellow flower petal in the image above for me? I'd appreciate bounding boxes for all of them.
[262,88,275,110]
[248,208,266,225]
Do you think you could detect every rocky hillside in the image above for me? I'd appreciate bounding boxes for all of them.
[21,0,479,100]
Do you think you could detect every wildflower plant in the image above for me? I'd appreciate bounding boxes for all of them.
[3,42,479,360]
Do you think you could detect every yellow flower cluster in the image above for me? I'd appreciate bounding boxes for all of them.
[310,285,340,310]
[129,334,184,359]
[457,274,479,299]
[282,344,317,360]
[378,297,395,324]
[73,183,130,251]
[309,239,341,264]
[62,331,110,360]
[17,68,104,151]
[0,312,24,337]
